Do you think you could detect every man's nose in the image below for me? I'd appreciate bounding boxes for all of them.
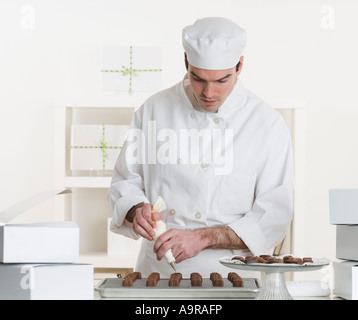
[203,82,215,98]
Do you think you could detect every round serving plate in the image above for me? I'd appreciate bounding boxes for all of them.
[219,256,330,300]
[219,256,330,273]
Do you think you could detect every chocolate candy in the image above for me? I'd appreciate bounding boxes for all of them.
[122,273,134,287]
[133,272,142,281]
[227,272,243,287]
[231,256,245,262]
[190,272,202,287]
[244,256,267,264]
[210,272,224,287]
[146,272,160,287]
[303,257,313,263]
[283,256,303,264]
[283,255,294,263]
[168,272,182,287]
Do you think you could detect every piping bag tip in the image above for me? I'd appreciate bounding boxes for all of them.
[170,261,176,271]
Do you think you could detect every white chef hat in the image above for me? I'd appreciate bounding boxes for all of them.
[182,17,247,70]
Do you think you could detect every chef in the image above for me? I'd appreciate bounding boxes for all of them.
[107,17,293,278]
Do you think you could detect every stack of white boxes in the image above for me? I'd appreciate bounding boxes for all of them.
[0,189,93,300]
[329,189,358,300]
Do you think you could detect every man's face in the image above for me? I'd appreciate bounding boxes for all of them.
[188,64,239,113]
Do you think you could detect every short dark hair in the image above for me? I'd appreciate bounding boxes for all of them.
[184,53,240,71]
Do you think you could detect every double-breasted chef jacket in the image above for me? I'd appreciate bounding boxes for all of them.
[107,76,293,278]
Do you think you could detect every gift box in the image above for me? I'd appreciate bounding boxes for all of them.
[70,124,129,171]
[0,263,93,300]
[0,221,79,264]
[333,260,358,300]
[0,189,79,263]
[329,189,358,224]
[336,225,358,261]
[101,45,163,92]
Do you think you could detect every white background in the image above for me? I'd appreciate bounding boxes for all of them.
[1,0,358,280]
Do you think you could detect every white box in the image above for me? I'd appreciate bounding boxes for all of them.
[101,45,163,92]
[333,260,358,300]
[107,218,142,256]
[70,124,129,171]
[0,222,79,263]
[0,189,79,263]
[0,263,93,300]
[336,225,358,261]
[329,189,358,224]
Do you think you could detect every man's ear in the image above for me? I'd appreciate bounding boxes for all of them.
[237,56,244,75]
[184,52,189,70]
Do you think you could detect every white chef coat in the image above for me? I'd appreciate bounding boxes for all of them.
[107,76,293,279]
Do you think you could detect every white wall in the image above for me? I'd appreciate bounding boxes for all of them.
[1,0,358,280]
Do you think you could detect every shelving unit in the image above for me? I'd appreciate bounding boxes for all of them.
[64,176,111,189]
[54,104,140,269]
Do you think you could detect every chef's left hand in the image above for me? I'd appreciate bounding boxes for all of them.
[153,228,206,263]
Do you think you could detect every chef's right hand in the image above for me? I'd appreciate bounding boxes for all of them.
[132,203,163,241]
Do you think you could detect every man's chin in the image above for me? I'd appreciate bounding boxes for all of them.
[200,103,221,113]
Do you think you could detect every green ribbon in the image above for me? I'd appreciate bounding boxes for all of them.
[71,124,122,170]
[100,138,108,161]
[101,45,162,92]
[120,65,137,77]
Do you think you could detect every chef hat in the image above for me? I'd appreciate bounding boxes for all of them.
[182,17,247,70]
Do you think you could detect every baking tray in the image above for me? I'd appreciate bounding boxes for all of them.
[96,277,260,299]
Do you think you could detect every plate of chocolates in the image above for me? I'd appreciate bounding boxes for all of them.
[219,254,330,273]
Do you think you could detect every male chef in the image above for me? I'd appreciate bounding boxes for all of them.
[107,17,293,278]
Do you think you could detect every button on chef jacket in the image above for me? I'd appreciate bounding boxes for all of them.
[107,76,293,278]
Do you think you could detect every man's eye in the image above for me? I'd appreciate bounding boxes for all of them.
[218,79,228,84]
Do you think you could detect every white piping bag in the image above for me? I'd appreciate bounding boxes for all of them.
[152,196,176,271]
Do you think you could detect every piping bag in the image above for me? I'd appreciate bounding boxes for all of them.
[151,196,176,271]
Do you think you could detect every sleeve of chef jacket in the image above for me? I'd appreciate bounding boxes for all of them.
[107,108,149,240]
[228,121,294,255]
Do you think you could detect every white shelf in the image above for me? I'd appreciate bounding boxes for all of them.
[64,176,111,188]
[79,252,138,269]
[57,92,152,109]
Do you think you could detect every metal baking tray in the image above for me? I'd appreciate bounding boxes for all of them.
[96,277,260,299]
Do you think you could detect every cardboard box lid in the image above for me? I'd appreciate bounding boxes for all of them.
[0,189,71,226]
[0,263,92,269]
[3,221,78,229]
[329,189,358,224]
[334,260,358,268]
